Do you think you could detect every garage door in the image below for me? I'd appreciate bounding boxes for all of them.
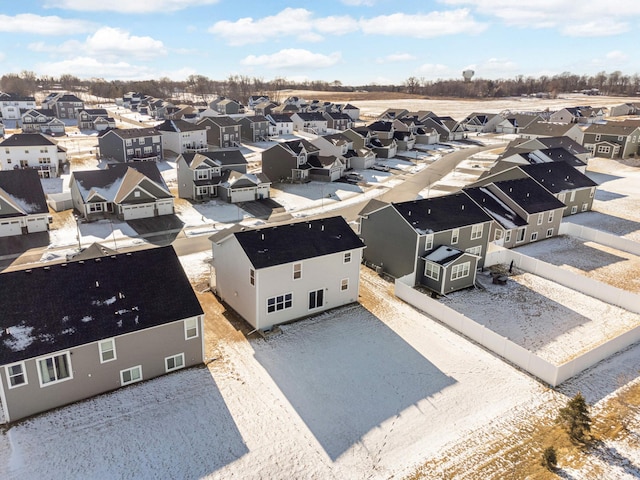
[0,220,22,237]
[122,203,155,220]
[26,217,49,233]
[230,188,256,203]
[156,200,174,216]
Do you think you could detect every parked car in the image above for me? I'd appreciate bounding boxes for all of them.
[345,172,364,182]
[371,164,390,172]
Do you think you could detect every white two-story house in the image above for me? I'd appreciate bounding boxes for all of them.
[156,119,208,155]
[0,133,67,177]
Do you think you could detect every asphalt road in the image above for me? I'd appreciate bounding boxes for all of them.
[0,142,503,270]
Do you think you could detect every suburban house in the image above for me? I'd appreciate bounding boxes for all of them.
[0,169,51,237]
[378,108,409,120]
[0,93,36,122]
[341,129,377,169]
[466,177,565,248]
[359,193,493,293]
[322,111,353,131]
[0,133,67,178]
[215,98,243,115]
[155,119,208,155]
[41,92,85,119]
[461,112,503,133]
[499,136,592,165]
[237,115,270,142]
[254,101,279,116]
[609,102,640,117]
[70,162,174,221]
[20,109,66,135]
[311,132,376,170]
[210,216,365,331]
[494,147,588,175]
[262,139,345,182]
[582,122,640,159]
[290,112,329,135]
[549,106,605,124]
[198,116,241,148]
[176,149,266,202]
[0,245,204,424]
[518,121,584,144]
[98,128,163,163]
[494,113,544,134]
[355,123,398,158]
[340,103,360,121]
[78,108,113,130]
[248,95,269,109]
[266,113,294,136]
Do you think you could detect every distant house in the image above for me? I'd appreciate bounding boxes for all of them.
[70,162,174,221]
[0,133,67,178]
[41,92,85,119]
[549,106,605,124]
[582,122,640,159]
[311,132,376,170]
[518,122,584,144]
[340,103,360,122]
[218,170,271,203]
[210,97,242,115]
[0,93,36,121]
[210,216,365,330]
[237,115,270,142]
[494,147,588,175]
[248,95,269,109]
[0,245,204,424]
[340,129,377,169]
[499,136,592,165]
[461,112,502,133]
[98,128,163,163]
[262,139,344,182]
[609,103,640,117]
[290,112,329,135]
[20,109,66,135]
[0,169,51,237]
[198,116,241,149]
[359,193,493,292]
[322,111,353,131]
[155,119,208,155]
[494,113,543,135]
[254,101,279,116]
[378,108,409,120]
[78,108,112,130]
[266,113,294,137]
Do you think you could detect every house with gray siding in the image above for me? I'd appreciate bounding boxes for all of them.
[0,169,51,237]
[198,116,241,148]
[98,127,163,163]
[359,193,493,293]
[0,245,204,424]
[41,92,85,119]
[237,115,270,142]
[210,216,365,330]
[582,122,640,159]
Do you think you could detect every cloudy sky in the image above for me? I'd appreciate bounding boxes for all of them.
[0,0,637,85]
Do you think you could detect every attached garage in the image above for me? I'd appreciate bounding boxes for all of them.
[156,199,174,216]
[229,188,257,203]
[121,203,155,220]
[0,220,23,237]
[26,216,49,233]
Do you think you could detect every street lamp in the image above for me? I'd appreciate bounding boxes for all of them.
[73,214,82,251]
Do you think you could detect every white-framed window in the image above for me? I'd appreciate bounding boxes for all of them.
[424,262,440,280]
[196,169,208,180]
[571,205,578,214]
[165,353,185,373]
[250,269,255,286]
[184,317,198,339]
[343,251,352,263]
[558,192,566,203]
[537,213,543,225]
[450,262,470,281]
[134,191,140,198]
[531,232,538,241]
[126,148,134,155]
[546,228,554,238]
[37,352,72,386]
[425,234,434,251]
[505,230,512,243]
[340,278,349,291]
[597,145,611,154]
[589,187,595,198]
[595,134,601,141]
[548,211,554,223]
[451,228,459,244]
[466,245,482,256]
[308,289,324,310]
[494,229,503,241]
[125,139,132,147]
[293,263,302,280]
[570,190,576,202]
[98,338,116,363]
[120,365,142,386]
[470,224,483,240]
[267,293,292,313]
[516,227,526,243]
[89,203,104,213]
[582,203,589,212]
[143,146,152,154]
[5,362,27,388]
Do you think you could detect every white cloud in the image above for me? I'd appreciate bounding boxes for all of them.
[43,0,219,13]
[416,63,452,77]
[606,50,629,61]
[440,0,636,36]
[360,10,486,38]
[0,14,94,35]
[29,27,166,61]
[376,53,417,64]
[35,57,155,80]
[342,0,375,5]
[240,49,341,69]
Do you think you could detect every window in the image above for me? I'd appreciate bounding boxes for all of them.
[120,366,142,386]
[5,362,27,388]
[341,278,349,291]
[308,289,324,310]
[494,229,503,241]
[597,145,611,154]
[571,205,578,214]
[537,213,543,225]
[618,135,624,141]
[466,245,482,256]
[548,211,554,223]
[37,352,72,386]
[125,139,132,147]
[546,228,554,238]
[134,191,140,198]
[451,228,459,244]
[424,262,440,280]
[165,353,185,372]
[267,293,293,313]
[470,224,483,240]
[570,190,576,202]
[185,318,199,339]
[595,134,601,141]
[89,203,103,213]
[250,269,255,286]
[451,262,470,280]
[425,234,434,251]
[516,227,526,243]
[196,169,208,180]
[582,203,589,212]
[99,338,116,363]
[505,230,512,243]
[558,192,565,203]
[590,187,595,198]
[293,263,302,280]
[343,252,352,263]
[531,232,538,241]
[126,149,134,156]
[143,146,152,154]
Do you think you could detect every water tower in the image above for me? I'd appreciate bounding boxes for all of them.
[462,69,475,82]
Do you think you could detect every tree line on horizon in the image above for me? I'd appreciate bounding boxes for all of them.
[1,70,639,105]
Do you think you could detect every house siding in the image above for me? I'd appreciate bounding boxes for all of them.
[261,145,296,183]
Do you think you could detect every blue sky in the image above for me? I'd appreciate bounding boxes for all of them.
[0,0,638,85]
